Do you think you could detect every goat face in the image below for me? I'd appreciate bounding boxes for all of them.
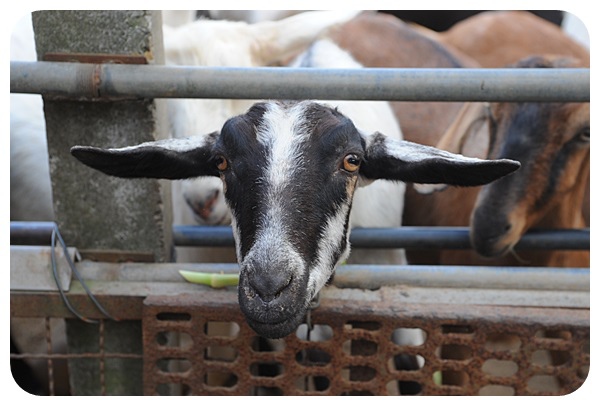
[470,56,590,257]
[214,101,363,338]
[71,100,519,338]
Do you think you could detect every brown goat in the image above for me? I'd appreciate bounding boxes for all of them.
[415,56,589,267]
[406,11,590,267]
[329,11,589,267]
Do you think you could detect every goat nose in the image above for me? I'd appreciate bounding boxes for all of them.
[247,261,293,303]
[192,190,220,221]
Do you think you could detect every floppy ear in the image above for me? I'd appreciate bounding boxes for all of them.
[70,133,220,180]
[360,132,519,186]
[413,102,492,194]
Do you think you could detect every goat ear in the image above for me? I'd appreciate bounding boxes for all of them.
[360,132,519,186]
[413,102,491,194]
[249,10,360,65]
[70,133,220,180]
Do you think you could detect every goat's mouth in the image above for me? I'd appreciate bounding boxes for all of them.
[470,223,523,258]
[238,269,311,339]
[244,308,308,339]
[474,238,514,258]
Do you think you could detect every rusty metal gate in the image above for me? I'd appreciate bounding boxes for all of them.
[141,289,589,396]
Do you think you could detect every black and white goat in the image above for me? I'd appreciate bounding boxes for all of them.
[72,99,519,338]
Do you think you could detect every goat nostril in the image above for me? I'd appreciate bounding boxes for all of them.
[249,274,293,303]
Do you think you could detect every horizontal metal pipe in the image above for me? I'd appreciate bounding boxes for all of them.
[10,61,590,102]
[10,222,590,251]
[332,264,589,292]
[10,221,58,246]
[68,260,589,292]
[174,225,591,250]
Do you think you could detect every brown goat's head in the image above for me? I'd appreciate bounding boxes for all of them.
[472,56,589,257]
[418,56,589,259]
[432,56,590,258]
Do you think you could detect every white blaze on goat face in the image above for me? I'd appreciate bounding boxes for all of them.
[256,101,310,216]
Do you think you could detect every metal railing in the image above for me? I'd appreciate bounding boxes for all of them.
[9,62,590,255]
[9,221,591,251]
[10,61,590,102]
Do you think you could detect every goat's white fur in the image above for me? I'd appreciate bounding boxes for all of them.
[309,202,353,296]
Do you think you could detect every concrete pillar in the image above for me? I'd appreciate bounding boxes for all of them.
[31,10,173,263]
[31,11,169,395]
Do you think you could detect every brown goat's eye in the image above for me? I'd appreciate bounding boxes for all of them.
[215,155,228,171]
[577,128,590,143]
[343,154,361,172]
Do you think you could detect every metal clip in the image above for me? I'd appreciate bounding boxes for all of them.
[303,291,321,340]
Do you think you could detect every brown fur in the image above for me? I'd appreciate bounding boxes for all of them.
[439,11,589,67]
[329,11,479,147]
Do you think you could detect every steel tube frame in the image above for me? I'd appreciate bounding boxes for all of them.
[10,61,590,102]
[10,222,591,251]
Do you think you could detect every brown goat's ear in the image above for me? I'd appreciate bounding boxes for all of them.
[71,133,220,180]
[360,132,519,187]
[413,102,491,194]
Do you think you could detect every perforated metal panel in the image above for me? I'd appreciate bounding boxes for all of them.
[141,288,589,395]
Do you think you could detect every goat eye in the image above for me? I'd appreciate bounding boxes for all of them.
[342,154,361,172]
[576,128,590,143]
[215,155,228,171]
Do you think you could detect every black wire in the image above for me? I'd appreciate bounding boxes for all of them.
[50,225,119,322]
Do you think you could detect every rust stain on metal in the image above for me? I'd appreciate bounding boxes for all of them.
[78,249,155,263]
[41,52,149,102]
[43,52,149,65]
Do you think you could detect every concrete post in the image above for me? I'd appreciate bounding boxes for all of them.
[31,11,169,395]
[32,10,173,263]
